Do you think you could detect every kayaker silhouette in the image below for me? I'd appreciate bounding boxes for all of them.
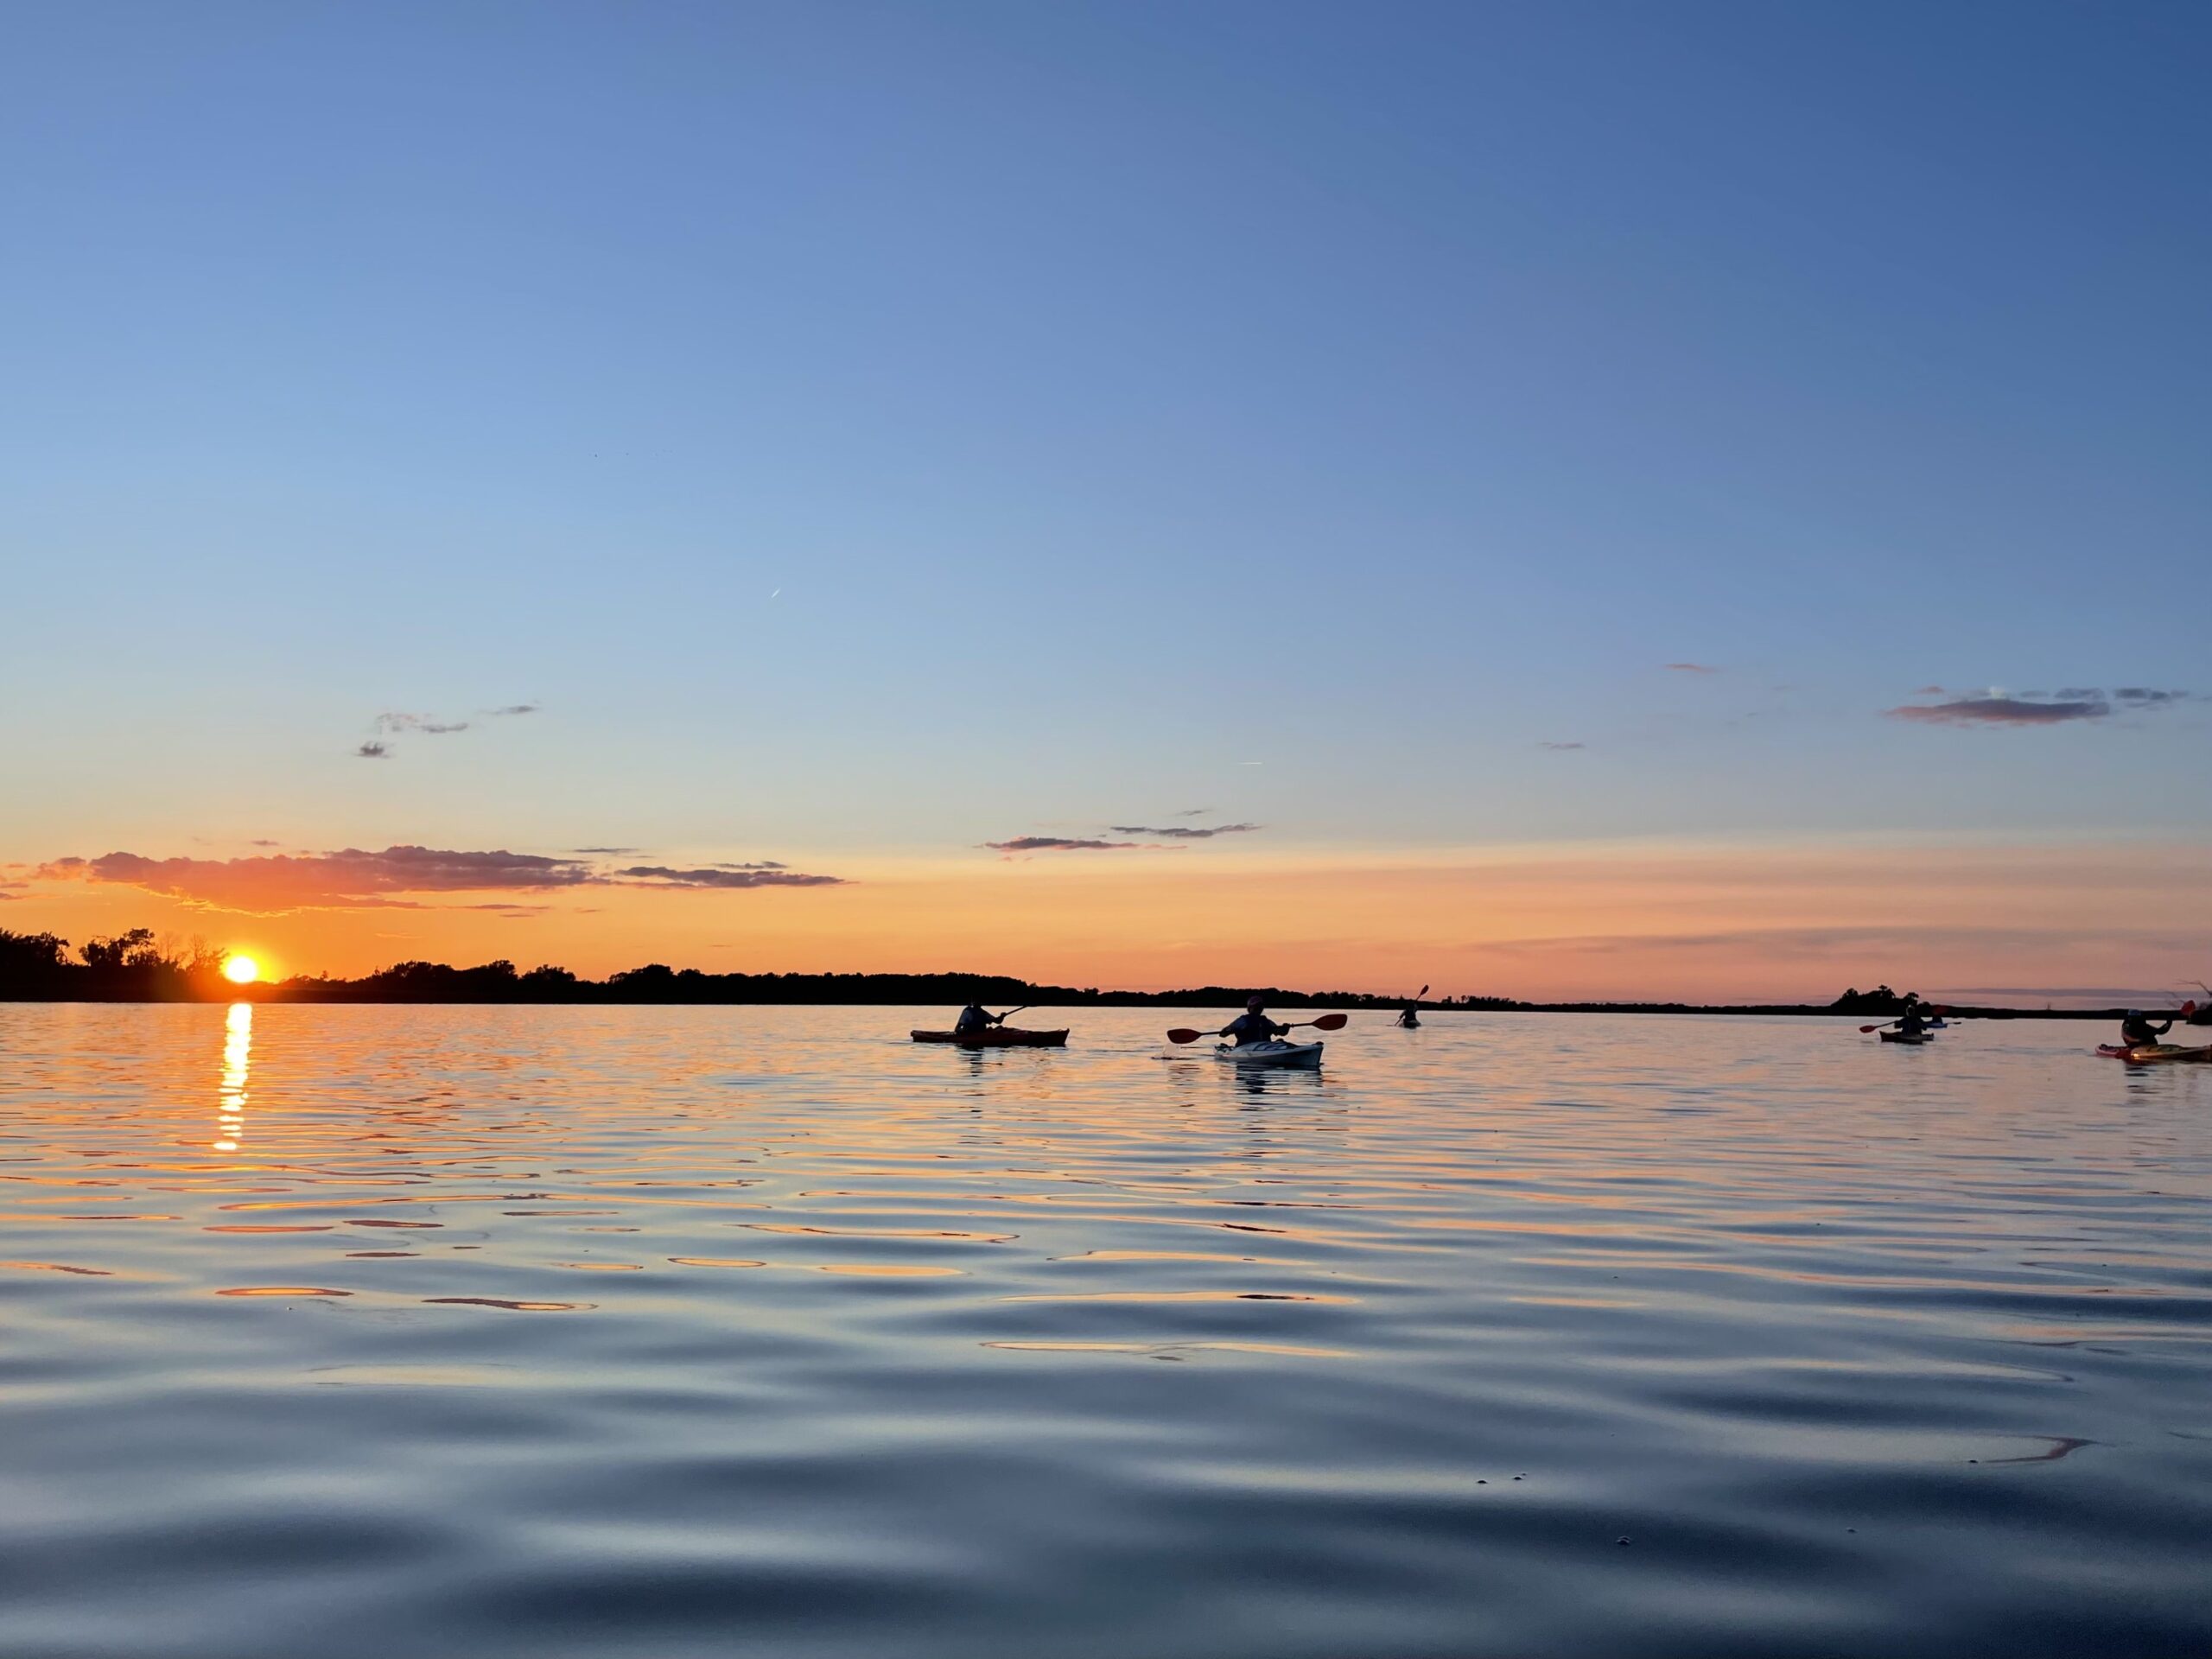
[953,1003,1006,1039]
[1217,995,1289,1048]
[2120,1009,2172,1048]
[1396,1007,1421,1028]
[1894,1007,1934,1039]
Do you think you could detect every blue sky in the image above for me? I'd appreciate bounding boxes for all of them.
[3,3,2208,977]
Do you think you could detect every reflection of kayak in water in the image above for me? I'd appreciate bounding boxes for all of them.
[912,1028,1069,1047]
[1215,1041,1324,1069]
[1879,1030,1931,1044]
[2097,1043,2212,1063]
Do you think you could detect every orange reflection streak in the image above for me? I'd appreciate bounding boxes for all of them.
[214,1001,251,1153]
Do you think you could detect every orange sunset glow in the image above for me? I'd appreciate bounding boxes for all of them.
[9,836,2207,1005]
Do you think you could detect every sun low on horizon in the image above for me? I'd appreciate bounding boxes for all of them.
[222,954,261,986]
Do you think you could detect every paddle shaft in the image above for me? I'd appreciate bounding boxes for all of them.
[1166,1013,1347,1045]
[1860,1005,1953,1033]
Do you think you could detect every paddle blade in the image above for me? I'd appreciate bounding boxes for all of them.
[1859,1024,1882,1033]
[1311,1013,1349,1031]
[1166,1028,1211,1045]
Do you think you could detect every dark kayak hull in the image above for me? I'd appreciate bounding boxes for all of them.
[1879,1030,1931,1044]
[1214,1040,1324,1069]
[2098,1043,2212,1063]
[912,1028,1069,1048]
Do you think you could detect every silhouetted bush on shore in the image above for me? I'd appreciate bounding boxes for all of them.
[0,927,234,1001]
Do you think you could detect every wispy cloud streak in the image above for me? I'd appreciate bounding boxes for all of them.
[983,837,1147,854]
[617,865,842,889]
[1106,823,1261,840]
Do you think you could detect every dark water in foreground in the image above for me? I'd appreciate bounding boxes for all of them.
[0,1004,2206,1658]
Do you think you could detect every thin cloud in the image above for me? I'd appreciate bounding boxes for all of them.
[1539,741,1586,751]
[374,713,471,736]
[710,860,787,871]
[1484,923,2195,957]
[1887,694,2109,726]
[572,846,642,855]
[983,837,1148,854]
[356,741,392,760]
[1175,808,1212,817]
[487,703,539,716]
[617,865,843,889]
[1665,663,1719,674]
[1107,823,1261,840]
[34,844,849,912]
[1936,985,2194,1001]
[1889,684,2193,726]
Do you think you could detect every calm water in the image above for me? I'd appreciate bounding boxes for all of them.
[0,1005,2206,1658]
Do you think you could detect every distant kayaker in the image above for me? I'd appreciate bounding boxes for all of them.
[1396,1007,1421,1028]
[2120,1009,2172,1048]
[954,1003,1005,1040]
[1218,995,1289,1048]
[1894,1007,1934,1038]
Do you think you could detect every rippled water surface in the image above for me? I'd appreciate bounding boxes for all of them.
[1,1004,2207,1657]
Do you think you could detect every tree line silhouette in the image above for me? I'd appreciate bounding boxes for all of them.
[0,926,2089,1016]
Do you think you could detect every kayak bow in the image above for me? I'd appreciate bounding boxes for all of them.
[1213,1040,1324,1069]
[2097,1042,2212,1063]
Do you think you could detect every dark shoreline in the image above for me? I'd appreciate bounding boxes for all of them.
[0,990,2145,1021]
[4,930,2184,1019]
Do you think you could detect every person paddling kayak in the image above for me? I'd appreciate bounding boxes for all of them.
[2120,1009,2173,1049]
[954,1002,1006,1040]
[1217,995,1289,1048]
[1894,1007,1935,1039]
[1396,1007,1421,1028]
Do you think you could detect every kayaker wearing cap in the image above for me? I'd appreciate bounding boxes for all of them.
[1218,995,1288,1048]
[954,1002,1004,1040]
[2120,1009,2172,1048]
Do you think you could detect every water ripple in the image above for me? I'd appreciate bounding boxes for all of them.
[0,1003,2205,1657]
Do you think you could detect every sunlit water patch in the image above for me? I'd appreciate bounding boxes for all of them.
[0,1005,2206,1656]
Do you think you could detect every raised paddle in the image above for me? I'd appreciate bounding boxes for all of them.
[1166,1013,1348,1045]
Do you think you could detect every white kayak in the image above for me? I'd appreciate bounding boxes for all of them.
[1215,1040,1324,1069]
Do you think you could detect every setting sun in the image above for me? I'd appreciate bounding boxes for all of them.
[221,955,260,985]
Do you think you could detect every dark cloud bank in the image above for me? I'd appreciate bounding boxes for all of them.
[38,845,843,912]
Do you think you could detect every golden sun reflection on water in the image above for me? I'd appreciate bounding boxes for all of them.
[214,1001,250,1153]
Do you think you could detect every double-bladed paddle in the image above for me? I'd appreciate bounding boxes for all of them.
[1166,1013,1348,1045]
[1859,1004,1951,1034]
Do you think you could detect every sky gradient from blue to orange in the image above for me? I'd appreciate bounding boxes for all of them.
[3,3,2208,1001]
